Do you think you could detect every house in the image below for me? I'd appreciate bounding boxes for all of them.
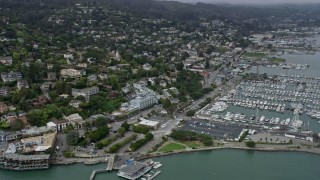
[0,56,13,65]
[47,72,57,81]
[40,82,55,91]
[0,87,10,96]
[77,63,87,68]
[47,64,54,70]
[159,80,167,87]
[0,102,8,113]
[87,74,97,82]
[17,80,29,90]
[60,69,82,78]
[1,72,22,82]
[29,96,49,107]
[66,113,84,129]
[142,63,152,70]
[59,94,69,99]
[63,53,74,60]
[69,100,82,108]
[71,86,99,101]
[148,78,156,86]
[98,73,108,80]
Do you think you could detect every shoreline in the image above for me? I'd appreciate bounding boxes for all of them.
[51,145,320,166]
[136,146,320,161]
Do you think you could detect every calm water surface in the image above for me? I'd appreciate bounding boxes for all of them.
[1,150,320,180]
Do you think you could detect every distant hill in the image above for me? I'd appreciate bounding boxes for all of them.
[103,0,304,21]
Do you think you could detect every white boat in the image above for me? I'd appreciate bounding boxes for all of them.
[153,162,162,169]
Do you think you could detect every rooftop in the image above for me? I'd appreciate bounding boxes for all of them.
[119,161,146,177]
[4,153,50,161]
[139,118,159,127]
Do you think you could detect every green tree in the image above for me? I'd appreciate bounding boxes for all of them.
[10,119,24,131]
[186,110,196,117]
[12,52,20,61]
[245,141,256,148]
[27,109,49,127]
[117,127,126,137]
[121,121,130,131]
[94,117,108,127]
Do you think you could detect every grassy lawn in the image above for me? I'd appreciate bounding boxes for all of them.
[244,52,267,58]
[158,142,186,152]
[244,52,286,63]
[180,141,202,149]
[267,57,286,63]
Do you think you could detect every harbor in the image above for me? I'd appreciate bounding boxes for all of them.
[88,156,163,180]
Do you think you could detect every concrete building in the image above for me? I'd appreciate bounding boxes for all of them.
[138,118,160,129]
[0,154,50,170]
[71,86,99,101]
[20,132,57,152]
[46,118,71,131]
[60,68,82,78]
[66,113,84,129]
[129,95,158,110]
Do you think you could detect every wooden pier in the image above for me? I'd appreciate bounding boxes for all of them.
[88,155,115,180]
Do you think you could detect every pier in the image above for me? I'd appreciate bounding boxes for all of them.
[88,155,115,180]
[106,154,115,171]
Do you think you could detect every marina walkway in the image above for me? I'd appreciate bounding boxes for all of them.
[88,155,115,180]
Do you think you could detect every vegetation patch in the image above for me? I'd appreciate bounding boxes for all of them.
[130,133,154,151]
[170,130,213,146]
[108,134,137,153]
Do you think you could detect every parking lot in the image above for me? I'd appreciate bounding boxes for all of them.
[179,119,246,140]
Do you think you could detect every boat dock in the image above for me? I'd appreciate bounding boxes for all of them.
[89,169,108,180]
[147,170,161,180]
[88,155,115,180]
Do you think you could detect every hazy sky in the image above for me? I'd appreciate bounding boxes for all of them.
[168,0,320,4]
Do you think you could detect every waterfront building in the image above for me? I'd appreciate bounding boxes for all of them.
[117,161,151,180]
[0,154,50,170]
